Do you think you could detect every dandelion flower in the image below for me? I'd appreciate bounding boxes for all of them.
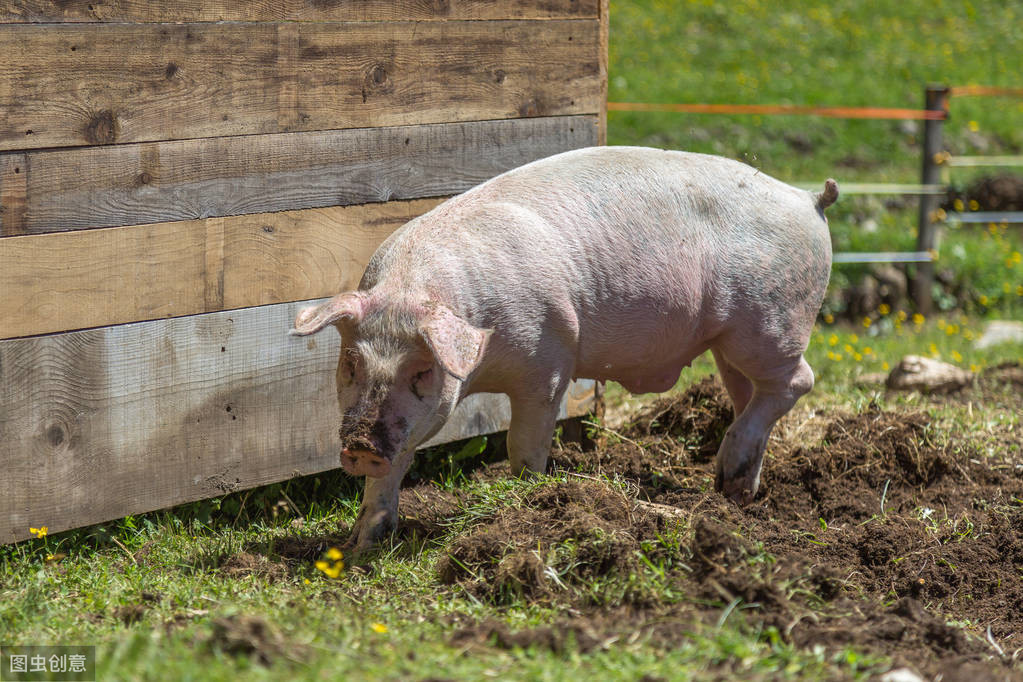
[978,295,989,306]
[928,343,939,357]
[844,344,854,354]
[968,120,979,132]
[371,623,389,634]
[326,547,343,561]
[970,364,980,372]
[882,361,890,371]
[878,304,891,316]
[970,200,979,211]
[953,199,964,211]
[951,350,963,363]
[828,334,839,346]
[896,310,908,322]
[912,313,924,326]
[29,526,48,538]
[854,353,863,362]
[824,313,834,324]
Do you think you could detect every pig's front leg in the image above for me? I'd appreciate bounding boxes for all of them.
[507,387,567,476]
[344,446,416,552]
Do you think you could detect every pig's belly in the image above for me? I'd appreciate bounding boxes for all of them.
[575,344,709,395]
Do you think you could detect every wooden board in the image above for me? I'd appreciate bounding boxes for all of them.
[0,198,445,339]
[0,300,595,544]
[4,115,597,235]
[0,20,600,151]
[0,0,597,23]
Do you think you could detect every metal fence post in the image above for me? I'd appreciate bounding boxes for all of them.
[913,84,950,314]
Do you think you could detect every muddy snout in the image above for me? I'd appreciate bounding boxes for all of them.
[339,419,392,478]
[340,447,391,477]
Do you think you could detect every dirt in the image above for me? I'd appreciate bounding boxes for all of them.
[944,174,1023,212]
[203,614,296,665]
[439,377,1023,680]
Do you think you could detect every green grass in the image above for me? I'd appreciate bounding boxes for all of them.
[608,0,1023,314]
[3,316,1020,681]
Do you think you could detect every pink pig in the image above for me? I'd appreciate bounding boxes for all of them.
[292,146,837,551]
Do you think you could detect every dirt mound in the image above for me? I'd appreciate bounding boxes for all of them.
[944,174,1023,212]
[627,377,734,460]
[218,552,289,582]
[438,480,661,604]
[449,391,1023,678]
[552,377,733,494]
[399,485,461,539]
[204,614,296,665]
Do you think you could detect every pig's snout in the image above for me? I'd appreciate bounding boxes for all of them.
[341,448,392,478]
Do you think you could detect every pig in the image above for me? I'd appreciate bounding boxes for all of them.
[291,146,837,551]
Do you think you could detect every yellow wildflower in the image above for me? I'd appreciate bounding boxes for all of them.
[928,343,939,357]
[315,557,344,579]
[878,303,891,316]
[844,344,854,354]
[849,334,859,343]
[29,526,48,538]
[882,361,890,371]
[978,295,989,306]
[862,317,872,328]
[824,313,834,324]
[970,364,980,372]
[936,319,946,330]
[951,350,963,363]
[968,120,979,132]
[371,623,389,634]
[953,199,964,212]
[1017,285,1023,297]
[970,199,979,211]
[854,353,863,362]
[863,346,873,355]
[326,547,343,561]
[828,334,839,346]
[896,310,908,322]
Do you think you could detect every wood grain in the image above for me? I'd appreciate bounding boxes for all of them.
[0,20,600,151]
[0,300,595,544]
[0,0,597,23]
[8,115,596,234]
[0,198,444,339]
[0,152,26,235]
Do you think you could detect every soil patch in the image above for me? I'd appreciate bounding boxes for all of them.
[218,551,289,582]
[444,378,1023,679]
[204,614,295,665]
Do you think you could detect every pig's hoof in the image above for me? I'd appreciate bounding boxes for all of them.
[343,510,395,554]
[715,471,757,507]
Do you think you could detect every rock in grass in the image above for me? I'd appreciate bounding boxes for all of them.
[886,355,973,394]
[974,320,1023,350]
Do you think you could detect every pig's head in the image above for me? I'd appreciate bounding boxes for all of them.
[291,293,490,478]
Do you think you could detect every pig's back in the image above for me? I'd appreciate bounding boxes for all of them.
[372,147,832,375]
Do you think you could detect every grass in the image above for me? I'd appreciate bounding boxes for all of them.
[609,0,1023,314]
[2,315,1020,680]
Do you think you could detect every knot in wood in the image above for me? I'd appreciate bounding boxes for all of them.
[83,110,119,145]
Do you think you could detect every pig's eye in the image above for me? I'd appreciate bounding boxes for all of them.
[411,369,432,400]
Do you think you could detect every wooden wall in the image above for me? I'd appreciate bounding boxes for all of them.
[0,0,608,543]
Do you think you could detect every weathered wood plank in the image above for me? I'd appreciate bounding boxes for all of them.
[0,20,600,151]
[0,0,598,23]
[0,198,444,339]
[9,116,596,234]
[0,301,595,544]
[0,152,26,235]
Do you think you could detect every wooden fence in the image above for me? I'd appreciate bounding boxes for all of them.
[0,0,609,543]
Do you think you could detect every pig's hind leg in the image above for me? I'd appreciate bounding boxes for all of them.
[712,353,814,505]
[711,348,753,417]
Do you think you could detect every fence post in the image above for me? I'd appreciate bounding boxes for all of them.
[913,84,950,314]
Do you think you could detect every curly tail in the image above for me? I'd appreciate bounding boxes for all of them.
[816,179,839,210]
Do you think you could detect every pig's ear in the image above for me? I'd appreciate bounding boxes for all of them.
[418,306,491,381]
[290,293,364,336]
